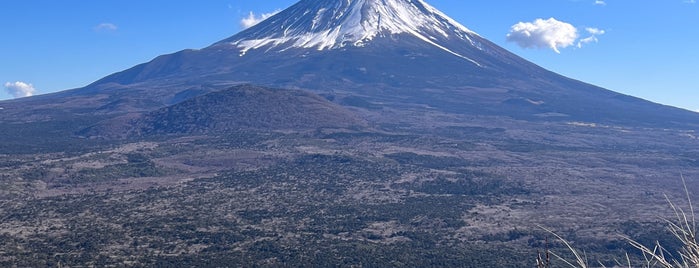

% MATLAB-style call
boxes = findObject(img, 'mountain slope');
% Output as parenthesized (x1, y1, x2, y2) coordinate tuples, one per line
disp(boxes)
(92, 0, 538, 86)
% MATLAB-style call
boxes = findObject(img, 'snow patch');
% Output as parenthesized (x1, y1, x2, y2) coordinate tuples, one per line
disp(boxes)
(230, 0, 482, 66)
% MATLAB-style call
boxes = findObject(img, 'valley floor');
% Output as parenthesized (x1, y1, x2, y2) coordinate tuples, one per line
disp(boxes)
(0, 116, 698, 266)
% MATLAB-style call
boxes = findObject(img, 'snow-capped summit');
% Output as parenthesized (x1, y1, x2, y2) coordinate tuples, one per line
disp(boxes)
(218, 0, 482, 64)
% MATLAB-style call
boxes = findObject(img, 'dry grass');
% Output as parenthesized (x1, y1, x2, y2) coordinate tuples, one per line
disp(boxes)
(541, 176, 699, 268)
(538, 225, 591, 268)
(624, 176, 699, 268)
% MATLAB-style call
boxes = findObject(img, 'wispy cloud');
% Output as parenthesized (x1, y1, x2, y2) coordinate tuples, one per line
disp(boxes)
(577, 27, 606, 48)
(585, 27, 605, 35)
(685, 0, 696, 4)
(94, 23, 118, 32)
(240, 10, 280, 29)
(594, 0, 607, 6)
(506, 18, 579, 53)
(4, 81, 36, 98)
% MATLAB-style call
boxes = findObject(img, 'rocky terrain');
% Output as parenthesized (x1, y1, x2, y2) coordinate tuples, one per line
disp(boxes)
(1, 100, 697, 266)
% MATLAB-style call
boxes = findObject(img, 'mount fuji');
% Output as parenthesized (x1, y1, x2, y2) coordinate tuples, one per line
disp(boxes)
(2, 0, 698, 129)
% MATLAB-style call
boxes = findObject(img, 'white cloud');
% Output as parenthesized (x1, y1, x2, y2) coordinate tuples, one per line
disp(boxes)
(240, 10, 280, 29)
(94, 23, 118, 32)
(594, 0, 607, 5)
(506, 18, 578, 53)
(577, 27, 606, 48)
(4, 81, 36, 98)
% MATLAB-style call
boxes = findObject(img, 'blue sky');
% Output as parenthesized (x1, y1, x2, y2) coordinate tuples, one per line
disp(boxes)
(1, 0, 697, 112)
